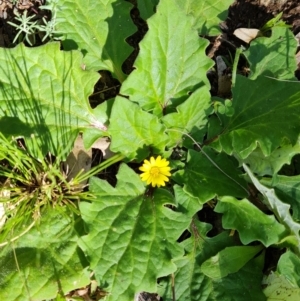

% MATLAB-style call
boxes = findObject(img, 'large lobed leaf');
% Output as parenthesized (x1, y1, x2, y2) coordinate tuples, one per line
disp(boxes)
(79, 164, 190, 301)
(137, 0, 233, 35)
(121, 0, 214, 116)
(215, 196, 286, 246)
(173, 185, 203, 219)
(215, 75, 300, 159)
(237, 137, 300, 176)
(0, 209, 89, 301)
(55, 0, 136, 81)
(213, 26, 300, 159)
(0, 42, 105, 159)
(261, 175, 300, 222)
(108, 96, 168, 160)
(201, 245, 263, 279)
(159, 219, 266, 301)
(244, 164, 300, 254)
(162, 85, 213, 147)
(173, 148, 248, 203)
(209, 253, 266, 301)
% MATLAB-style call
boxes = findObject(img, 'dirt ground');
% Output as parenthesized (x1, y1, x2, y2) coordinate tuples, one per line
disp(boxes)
(229, 0, 300, 34)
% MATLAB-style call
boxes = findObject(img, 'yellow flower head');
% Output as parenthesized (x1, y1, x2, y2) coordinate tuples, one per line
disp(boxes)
(139, 156, 171, 187)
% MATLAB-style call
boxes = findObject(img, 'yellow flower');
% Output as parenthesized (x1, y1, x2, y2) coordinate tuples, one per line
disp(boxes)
(139, 156, 171, 187)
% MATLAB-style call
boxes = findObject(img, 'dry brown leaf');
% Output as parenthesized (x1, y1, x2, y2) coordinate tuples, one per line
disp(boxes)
(233, 28, 260, 44)
(63, 135, 92, 184)
(63, 136, 113, 184)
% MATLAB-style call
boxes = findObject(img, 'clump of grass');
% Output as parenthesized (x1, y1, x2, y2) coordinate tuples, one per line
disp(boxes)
(0, 133, 124, 245)
(0, 133, 81, 244)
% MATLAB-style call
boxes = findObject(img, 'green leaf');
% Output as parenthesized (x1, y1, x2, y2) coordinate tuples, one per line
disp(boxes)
(244, 164, 300, 254)
(201, 245, 263, 279)
(56, 0, 136, 81)
(174, 185, 202, 218)
(159, 220, 266, 301)
(261, 175, 300, 221)
(120, 0, 213, 116)
(244, 27, 297, 80)
(0, 209, 89, 301)
(79, 164, 189, 301)
(108, 96, 168, 160)
(173, 148, 248, 203)
(278, 250, 300, 287)
(207, 113, 224, 142)
(215, 76, 300, 158)
(158, 219, 235, 301)
(162, 85, 212, 147)
(211, 253, 266, 301)
(237, 138, 300, 176)
(0, 42, 104, 159)
(263, 272, 300, 301)
(137, 0, 159, 20)
(177, 0, 234, 36)
(215, 196, 286, 246)
(260, 12, 288, 32)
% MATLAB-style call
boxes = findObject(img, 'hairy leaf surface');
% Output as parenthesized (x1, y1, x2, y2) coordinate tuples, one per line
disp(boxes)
(0, 210, 89, 301)
(79, 164, 189, 301)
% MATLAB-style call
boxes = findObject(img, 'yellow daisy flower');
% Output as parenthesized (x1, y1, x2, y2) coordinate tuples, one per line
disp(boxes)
(139, 156, 171, 187)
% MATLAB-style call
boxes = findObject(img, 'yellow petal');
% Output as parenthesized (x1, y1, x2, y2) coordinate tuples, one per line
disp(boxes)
(139, 156, 171, 187)
(159, 158, 169, 167)
(140, 173, 149, 181)
(147, 177, 153, 185)
(159, 175, 169, 182)
(159, 167, 171, 174)
(155, 179, 165, 187)
(143, 159, 151, 167)
(139, 166, 150, 172)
